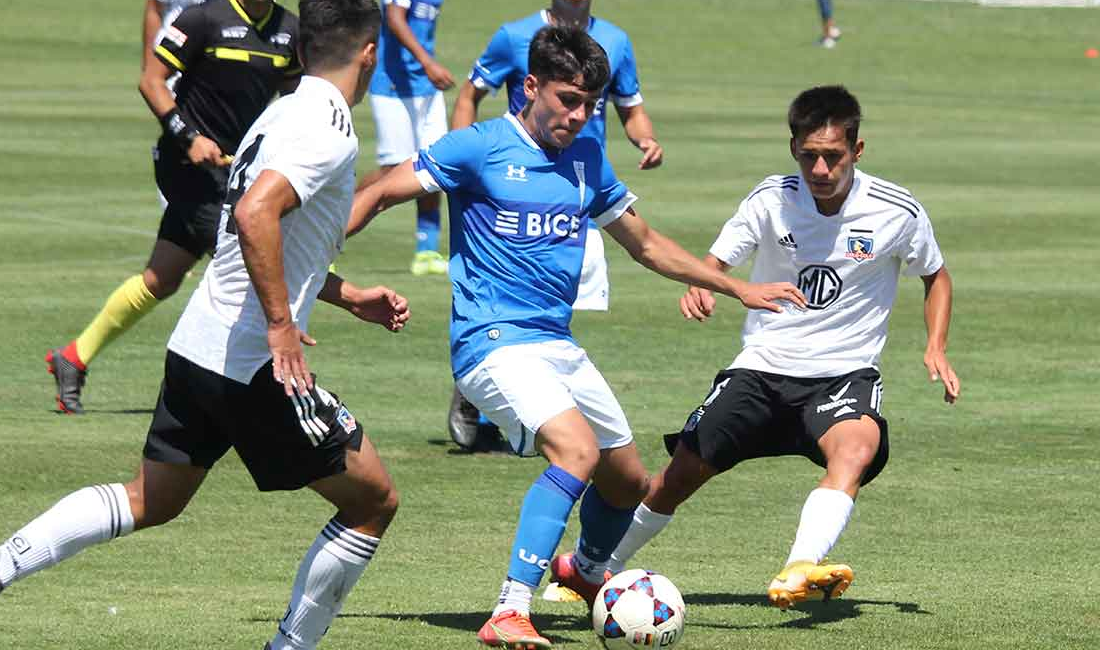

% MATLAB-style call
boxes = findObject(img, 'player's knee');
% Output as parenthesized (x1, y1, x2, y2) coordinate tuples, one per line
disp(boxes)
(142, 268, 183, 300)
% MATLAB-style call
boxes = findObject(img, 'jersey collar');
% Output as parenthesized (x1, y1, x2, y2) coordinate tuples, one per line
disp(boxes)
(504, 112, 545, 152)
(228, 0, 276, 31)
(540, 9, 595, 31)
(298, 75, 351, 115)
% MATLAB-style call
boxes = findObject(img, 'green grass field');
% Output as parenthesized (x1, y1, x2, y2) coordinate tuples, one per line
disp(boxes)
(2, 0, 1099, 647)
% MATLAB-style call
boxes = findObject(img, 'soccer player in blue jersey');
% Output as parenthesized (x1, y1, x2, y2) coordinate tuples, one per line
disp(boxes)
(363, 0, 454, 275)
(447, 0, 662, 451)
(350, 26, 805, 648)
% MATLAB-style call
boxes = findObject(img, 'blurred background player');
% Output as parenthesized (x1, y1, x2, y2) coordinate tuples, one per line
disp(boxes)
(359, 0, 453, 276)
(3, 4, 409, 650)
(348, 26, 804, 647)
(817, 0, 841, 48)
(446, 0, 663, 451)
(46, 0, 301, 413)
(608, 86, 960, 610)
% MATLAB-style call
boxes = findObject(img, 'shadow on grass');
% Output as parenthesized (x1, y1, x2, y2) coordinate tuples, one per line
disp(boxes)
(685, 592, 932, 629)
(321, 611, 585, 644)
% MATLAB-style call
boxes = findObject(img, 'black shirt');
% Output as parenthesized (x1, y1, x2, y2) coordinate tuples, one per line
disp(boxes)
(154, 0, 300, 154)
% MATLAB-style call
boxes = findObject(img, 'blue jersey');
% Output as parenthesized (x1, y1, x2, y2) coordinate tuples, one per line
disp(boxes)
(369, 0, 444, 98)
(414, 114, 637, 378)
(468, 10, 643, 144)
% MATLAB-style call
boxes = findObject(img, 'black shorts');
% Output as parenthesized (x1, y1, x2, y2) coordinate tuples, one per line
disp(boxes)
(153, 137, 229, 258)
(667, 367, 889, 485)
(144, 351, 365, 492)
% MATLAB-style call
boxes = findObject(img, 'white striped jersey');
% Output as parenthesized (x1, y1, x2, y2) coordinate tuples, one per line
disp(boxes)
(168, 76, 359, 383)
(710, 168, 944, 378)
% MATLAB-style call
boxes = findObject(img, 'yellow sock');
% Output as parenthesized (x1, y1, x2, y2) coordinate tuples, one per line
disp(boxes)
(74, 274, 159, 365)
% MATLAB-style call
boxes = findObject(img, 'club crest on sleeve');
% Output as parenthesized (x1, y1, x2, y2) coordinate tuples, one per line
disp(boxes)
(845, 236, 875, 261)
(164, 26, 188, 47)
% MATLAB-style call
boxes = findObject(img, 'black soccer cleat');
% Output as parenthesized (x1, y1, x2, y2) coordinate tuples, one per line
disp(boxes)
(46, 348, 87, 414)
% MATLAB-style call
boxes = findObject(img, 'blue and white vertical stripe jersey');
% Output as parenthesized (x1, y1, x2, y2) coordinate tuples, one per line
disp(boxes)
(468, 10, 643, 144)
(369, 0, 444, 98)
(413, 113, 637, 377)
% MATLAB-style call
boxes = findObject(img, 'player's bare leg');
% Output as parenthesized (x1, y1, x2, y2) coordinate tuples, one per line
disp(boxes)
(769, 416, 880, 608)
(47, 239, 198, 413)
(608, 441, 719, 573)
(0, 459, 206, 591)
(269, 436, 399, 650)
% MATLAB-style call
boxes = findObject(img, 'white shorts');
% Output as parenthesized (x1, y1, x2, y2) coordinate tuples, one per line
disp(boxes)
(456, 340, 633, 457)
(370, 92, 448, 166)
(573, 227, 609, 311)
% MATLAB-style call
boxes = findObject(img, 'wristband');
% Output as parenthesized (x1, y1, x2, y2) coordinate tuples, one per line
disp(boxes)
(160, 108, 201, 149)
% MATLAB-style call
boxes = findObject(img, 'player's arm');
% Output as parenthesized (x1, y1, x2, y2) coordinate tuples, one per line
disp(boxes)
(385, 4, 453, 90)
(141, 0, 166, 72)
(451, 81, 490, 129)
(347, 158, 432, 236)
(678, 255, 728, 321)
(317, 274, 410, 332)
(921, 265, 959, 404)
(615, 103, 662, 170)
(234, 170, 316, 396)
(604, 207, 806, 313)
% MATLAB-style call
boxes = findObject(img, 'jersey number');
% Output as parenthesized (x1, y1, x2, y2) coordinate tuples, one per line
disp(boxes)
(223, 134, 266, 234)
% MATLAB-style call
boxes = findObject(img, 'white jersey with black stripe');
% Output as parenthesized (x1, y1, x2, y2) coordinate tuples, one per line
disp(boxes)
(168, 76, 359, 384)
(709, 168, 944, 378)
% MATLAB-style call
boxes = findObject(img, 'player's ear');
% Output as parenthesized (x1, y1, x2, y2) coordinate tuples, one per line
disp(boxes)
(789, 137, 798, 161)
(523, 74, 539, 104)
(360, 41, 377, 71)
(853, 138, 864, 162)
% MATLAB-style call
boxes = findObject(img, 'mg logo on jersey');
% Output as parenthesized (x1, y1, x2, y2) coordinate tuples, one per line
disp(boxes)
(518, 548, 550, 570)
(798, 265, 842, 310)
(505, 164, 527, 181)
(846, 236, 875, 262)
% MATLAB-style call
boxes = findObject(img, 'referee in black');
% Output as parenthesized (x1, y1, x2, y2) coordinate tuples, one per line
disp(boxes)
(46, 0, 302, 413)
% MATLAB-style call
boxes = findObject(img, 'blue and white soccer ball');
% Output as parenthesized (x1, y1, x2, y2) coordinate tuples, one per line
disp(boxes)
(592, 569, 686, 649)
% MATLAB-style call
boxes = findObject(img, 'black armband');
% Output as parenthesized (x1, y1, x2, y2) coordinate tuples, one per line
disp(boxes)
(160, 108, 201, 149)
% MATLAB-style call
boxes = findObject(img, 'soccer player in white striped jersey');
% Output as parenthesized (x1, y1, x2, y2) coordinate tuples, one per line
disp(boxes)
(608, 86, 961, 610)
(4, 4, 407, 649)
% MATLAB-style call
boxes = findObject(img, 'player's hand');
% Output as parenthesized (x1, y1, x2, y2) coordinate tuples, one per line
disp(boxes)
(268, 321, 316, 397)
(924, 348, 960, 404)
(187, 135, 229, 168)
(425, 60, 455, 91)
(637, 138, 663, 170)
(737, 282, 807, 313)
(347, 286, 410, 332)
(680, 286, 717, 321)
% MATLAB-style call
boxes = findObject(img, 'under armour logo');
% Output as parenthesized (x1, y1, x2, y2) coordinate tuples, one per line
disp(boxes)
(506, 164, 527, 181)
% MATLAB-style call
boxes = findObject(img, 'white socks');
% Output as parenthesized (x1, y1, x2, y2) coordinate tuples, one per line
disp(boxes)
(0, 484, 134, 588)
(269, 518, 378, 650)
(493, 579, 534, 617)
(608, 503, 673, 574)
(785, 488, 854, 566)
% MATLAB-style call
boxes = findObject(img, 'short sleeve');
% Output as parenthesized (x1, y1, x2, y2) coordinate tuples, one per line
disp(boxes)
(469, 27, 513, 92)
(263, 130, 355, 208)
(154, 4, 206, 73)
(901, 209, 944, 277)
(590, 146, 636, 228)
(609, 37, 643, 107)
(413, 125, 488, 193)
(709, 199, 762, 267)
(383, 0, 413, 7)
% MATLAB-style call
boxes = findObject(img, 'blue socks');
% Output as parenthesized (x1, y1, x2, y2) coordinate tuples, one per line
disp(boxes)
(415, 209, 441, 252)
(576, 483, 636, 573)
(817, 0, 833, 20)
(507, 466, 586, 587)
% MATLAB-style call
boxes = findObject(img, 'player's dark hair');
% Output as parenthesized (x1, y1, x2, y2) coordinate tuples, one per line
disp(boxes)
(788, 85, 862, 148)
(299, 0, 381, 73)
(528, 26, 610, 93)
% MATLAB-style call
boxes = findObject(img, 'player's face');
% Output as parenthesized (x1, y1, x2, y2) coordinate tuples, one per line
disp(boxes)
(791, 124, 864, 214)
(550, 0, 593, 28)
(523, 75, 600, 149)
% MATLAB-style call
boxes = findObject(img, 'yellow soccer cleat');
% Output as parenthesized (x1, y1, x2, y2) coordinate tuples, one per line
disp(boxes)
(410, 250, 448, 276)
(767, 560, 853, 609)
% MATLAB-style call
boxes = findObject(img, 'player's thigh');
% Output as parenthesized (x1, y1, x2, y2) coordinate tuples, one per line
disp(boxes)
(535, 407, 601, 479)
(672, 369, 788, 473)
(573, 228, 609, 311)
(413, 91, 448, 150)
(370, 94, 418, 166)
(456, 341, 580, 458)
(799, 368, 889, 485)
(226, 364, 368, 493)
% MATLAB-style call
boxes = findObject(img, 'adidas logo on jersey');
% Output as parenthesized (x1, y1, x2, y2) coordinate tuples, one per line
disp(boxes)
(778, 233, 798, 250)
